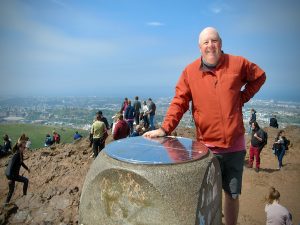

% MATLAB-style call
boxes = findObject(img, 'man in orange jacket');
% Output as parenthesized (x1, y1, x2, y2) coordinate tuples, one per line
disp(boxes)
(144, 27, 266, 225)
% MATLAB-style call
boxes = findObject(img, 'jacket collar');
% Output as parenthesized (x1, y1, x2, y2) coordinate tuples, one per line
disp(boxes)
(199, 52, 225, 72)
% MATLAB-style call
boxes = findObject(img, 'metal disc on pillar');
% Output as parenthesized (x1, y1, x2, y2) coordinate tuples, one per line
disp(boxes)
(79, 136, 222, 225)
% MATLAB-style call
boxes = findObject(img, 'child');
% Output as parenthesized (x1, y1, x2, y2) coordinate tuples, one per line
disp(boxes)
(265, 187, 292, 225)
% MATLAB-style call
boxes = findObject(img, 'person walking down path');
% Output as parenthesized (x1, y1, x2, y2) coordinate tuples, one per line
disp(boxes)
(143, 27, 266, 225)
(265, 187, 293, 225)
(248, 121, 266, 172)
(5, 141, 30, 204)
(273, 130, 290, 170)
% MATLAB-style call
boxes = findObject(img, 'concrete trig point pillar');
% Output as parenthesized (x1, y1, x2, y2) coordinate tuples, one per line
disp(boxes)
(79, 136, 222, 225)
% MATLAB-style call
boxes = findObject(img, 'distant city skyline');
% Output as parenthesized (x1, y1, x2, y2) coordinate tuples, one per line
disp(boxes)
(0, 0, 300, 101)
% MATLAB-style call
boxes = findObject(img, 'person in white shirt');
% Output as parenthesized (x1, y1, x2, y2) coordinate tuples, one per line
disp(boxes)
(265, 187, 292, 225)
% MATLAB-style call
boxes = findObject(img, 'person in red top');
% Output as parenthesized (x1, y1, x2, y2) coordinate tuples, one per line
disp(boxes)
(144, 27, 266, 225)
(113, 114, 130, 140)
(52, 131, 60, 144)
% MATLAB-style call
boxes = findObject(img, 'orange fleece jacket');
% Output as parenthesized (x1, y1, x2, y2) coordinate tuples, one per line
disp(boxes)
(162, 54, 266, 149)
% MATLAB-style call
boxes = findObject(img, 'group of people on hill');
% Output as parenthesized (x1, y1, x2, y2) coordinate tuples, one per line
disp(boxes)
(44, 131, 61, 147)
(119, 96, 156, 132)
(113, 96, 156, 139)
(88, 97, 156, 159)
(248, 108, 290, 172)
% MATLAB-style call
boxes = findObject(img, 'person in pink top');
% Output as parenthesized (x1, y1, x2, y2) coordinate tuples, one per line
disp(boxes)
(265, 187, 292, 225)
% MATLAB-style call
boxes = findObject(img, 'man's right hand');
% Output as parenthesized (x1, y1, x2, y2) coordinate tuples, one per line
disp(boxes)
(143, 128, 166, 138)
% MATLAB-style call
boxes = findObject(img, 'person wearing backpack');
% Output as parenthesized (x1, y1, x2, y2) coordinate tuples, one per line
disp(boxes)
(274, 130, 289, 170)
(248, 121, 266, 172)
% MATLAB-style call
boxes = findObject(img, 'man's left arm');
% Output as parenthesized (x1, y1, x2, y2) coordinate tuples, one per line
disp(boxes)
(241, 60, 266, 104)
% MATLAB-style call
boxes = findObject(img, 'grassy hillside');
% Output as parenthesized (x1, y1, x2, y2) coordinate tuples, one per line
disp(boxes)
(0, 124, 89, 149)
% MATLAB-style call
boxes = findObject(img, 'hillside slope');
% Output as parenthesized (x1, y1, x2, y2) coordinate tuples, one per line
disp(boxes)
(0, 126, 299, 225)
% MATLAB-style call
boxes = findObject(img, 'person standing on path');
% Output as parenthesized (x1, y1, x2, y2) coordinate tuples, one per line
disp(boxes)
(143, 27, 266, 225)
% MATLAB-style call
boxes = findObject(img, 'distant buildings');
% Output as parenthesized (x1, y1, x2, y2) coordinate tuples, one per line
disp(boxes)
(0, 97, 299, 129)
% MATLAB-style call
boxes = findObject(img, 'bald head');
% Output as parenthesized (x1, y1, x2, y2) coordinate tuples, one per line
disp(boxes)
(199, 27, 221, 45)
(198, 27, 222, 66)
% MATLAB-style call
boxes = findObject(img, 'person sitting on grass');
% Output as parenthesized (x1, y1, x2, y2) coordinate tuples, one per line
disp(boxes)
(44, 134, 53, 147)
(73, 131, 83, 141)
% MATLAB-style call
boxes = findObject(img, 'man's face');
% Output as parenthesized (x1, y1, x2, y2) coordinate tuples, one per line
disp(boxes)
(199, 29, 222, 65)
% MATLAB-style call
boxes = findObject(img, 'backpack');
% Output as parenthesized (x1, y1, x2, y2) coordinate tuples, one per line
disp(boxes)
(260, 129, 268, 149)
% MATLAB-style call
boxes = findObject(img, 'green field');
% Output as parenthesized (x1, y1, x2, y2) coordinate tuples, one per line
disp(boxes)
(0, 124, 89, 149)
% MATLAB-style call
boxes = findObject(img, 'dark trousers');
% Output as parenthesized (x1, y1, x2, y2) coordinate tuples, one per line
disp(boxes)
(6, 175, 29, 203)
(277, 146, 286, 168)
(134, 111, 140, 125)
(127, 120, 134, 134)
(93, 138, 105, 158)
(143, 115, 149, 128)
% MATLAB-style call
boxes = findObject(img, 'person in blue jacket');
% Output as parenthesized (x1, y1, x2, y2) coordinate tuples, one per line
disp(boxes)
(73, 131, 83, 140)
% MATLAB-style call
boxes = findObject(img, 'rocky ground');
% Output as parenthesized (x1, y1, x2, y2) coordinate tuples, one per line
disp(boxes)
(0, 126, 299, 225)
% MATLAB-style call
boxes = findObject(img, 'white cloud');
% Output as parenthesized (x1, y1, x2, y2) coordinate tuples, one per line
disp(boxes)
(211, 7, 222, 14)
(51, 0, 68, 8)
(209, 1, 231, 14)
(146, 21, 165, 27)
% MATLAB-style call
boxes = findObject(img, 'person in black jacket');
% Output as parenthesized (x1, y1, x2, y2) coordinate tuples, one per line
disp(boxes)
(3, 134, 12, 153)
(97, 111, 110, 130)
(5, 141, 30, 204)
(248, 121, 265, 172)
(270, 115, 279, 128)
(0, 134, 12, 157)
(274, 130, 289, 170)
(248, 108, 256, 133)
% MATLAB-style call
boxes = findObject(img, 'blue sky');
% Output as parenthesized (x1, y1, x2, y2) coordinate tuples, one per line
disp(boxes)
(0, 0, 300, 101)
